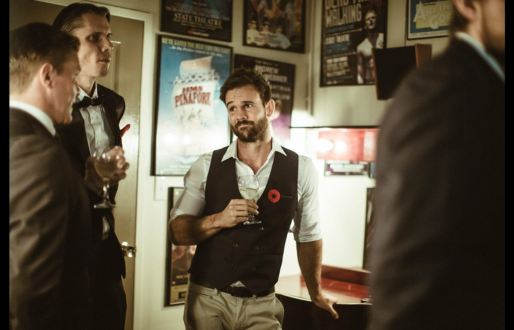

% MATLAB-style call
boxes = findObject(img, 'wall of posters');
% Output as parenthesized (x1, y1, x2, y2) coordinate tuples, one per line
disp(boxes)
(321, 0, 388, 87)
(154, 36, 232, 176)
(407, 0, 451, 40)
(234, 55, 295, 144)
(243, 0, 305, 53)
(161, 0, 233, 42)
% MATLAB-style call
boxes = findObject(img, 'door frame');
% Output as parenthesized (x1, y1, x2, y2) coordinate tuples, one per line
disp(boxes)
(35, 1, 155, 329)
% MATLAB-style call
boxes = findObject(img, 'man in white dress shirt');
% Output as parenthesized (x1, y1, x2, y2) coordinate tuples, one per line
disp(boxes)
(9, 22, 91, 330)
(169, 67, 339, 330)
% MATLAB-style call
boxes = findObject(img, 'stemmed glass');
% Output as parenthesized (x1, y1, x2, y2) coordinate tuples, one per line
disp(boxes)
(237, 175, 261, 225)
(93, 146, 121, 209)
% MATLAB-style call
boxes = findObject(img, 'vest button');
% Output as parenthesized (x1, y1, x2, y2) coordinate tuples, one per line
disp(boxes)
(229, 264, 234, 268)
(259, 227, 264, 230)
(233, 243, 238, 248)
(254, 246, 259, 250)
(251, 267, 256, 271)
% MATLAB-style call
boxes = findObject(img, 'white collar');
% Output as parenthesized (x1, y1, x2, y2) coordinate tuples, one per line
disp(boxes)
(76, 81, 99, 102)
(455, 32, 504, 83)
(222, 137, 287, 162)
(9, 100, 56, 136)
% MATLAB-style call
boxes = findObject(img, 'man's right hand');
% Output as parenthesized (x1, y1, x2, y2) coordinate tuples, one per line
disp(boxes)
(216, 199, 259, 228)
(84, 147, 130, 195)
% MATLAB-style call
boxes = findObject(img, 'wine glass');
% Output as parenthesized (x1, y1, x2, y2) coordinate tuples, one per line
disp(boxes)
(237, 175, 261, 225)
(93, 146, 121, 209)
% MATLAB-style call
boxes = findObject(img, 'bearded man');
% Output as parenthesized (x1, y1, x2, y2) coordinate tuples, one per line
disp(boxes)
(168, 67, 339, 330)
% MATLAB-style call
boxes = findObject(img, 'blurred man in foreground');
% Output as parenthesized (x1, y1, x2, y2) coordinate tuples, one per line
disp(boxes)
(370, 1, 504, 329)
(10, 22, 91, 330)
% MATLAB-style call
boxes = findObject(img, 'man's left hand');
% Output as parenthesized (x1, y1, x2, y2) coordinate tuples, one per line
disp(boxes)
(312, 293, 339, 319)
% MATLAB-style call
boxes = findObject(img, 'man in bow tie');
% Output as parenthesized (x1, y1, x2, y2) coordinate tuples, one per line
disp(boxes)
(52, 3, 129, 330)
(168, 67, 339, 330)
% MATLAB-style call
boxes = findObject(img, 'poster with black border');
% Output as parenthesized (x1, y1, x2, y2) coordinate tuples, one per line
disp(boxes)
(234, 55, 295, 145)
(161, 0, 233, 42)
(407, 0, 451, 40)
(321, 0, 388, 87)
(153, 36, 232, 176)
(243, 0, 305, 53)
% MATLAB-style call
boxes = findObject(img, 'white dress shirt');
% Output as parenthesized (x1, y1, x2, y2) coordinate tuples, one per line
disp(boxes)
(10, 101, 56, 136)
(76, 83, 112, 240)
(76, 83, 114, 156)
(169, 138, 323, 243)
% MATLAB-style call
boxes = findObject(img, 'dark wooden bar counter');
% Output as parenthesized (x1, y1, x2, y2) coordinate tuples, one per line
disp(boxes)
(275, 266, 372, 330)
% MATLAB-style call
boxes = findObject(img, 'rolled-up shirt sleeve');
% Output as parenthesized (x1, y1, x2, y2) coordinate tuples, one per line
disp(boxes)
(169, 152, 212, 221)
(292, 156, 322, 243)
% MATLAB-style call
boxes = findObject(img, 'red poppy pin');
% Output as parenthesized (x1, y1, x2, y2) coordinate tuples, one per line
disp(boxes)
(268, 189, 281, 203)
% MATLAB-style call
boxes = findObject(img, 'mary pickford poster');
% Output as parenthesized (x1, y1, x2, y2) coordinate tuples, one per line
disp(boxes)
(154, 36, 232, 175)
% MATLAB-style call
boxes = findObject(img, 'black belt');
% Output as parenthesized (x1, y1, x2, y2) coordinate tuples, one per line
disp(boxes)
(189, 274, 274, 298)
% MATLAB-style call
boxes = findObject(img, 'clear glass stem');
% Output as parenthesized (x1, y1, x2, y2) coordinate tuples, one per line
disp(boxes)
(102, 179, 110, 203)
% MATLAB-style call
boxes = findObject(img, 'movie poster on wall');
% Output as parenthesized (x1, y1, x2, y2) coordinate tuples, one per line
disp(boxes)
(243, 0, 306, 53)
(161, 0, 233, 42)
(407, 0, 451, 40)
(154, 36, 232, 176)
(234, 55, 295, 144)
(321, 0, 388, 87)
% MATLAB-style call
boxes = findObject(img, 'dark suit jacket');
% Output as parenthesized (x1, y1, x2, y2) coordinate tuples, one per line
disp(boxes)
(55, 84, 126, 292)
(369, 39, 505, 329)
(10, 109, 91, 330)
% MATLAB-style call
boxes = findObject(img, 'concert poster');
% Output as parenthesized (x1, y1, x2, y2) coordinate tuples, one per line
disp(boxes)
(161, 0, 233, 42)
(154, 36, 232, 176)
(234, 55, 295, 144)
(321, 0, 388, 87)
(407, 0, 451, 40)
(243, 0, 306, 53)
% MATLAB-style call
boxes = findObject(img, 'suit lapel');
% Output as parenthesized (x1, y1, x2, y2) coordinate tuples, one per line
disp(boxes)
(98, 86, 122, 146)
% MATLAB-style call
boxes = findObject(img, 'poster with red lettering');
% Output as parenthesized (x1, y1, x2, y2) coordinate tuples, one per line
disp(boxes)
(154, 36, 232, 175)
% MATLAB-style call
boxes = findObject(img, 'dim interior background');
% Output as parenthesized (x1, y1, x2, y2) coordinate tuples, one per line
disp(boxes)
(9, 1, 450, 329)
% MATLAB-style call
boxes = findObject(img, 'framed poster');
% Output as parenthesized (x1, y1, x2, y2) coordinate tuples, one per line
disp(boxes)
(234, 55, 295, 144)
(161, 0, 233, 42)
(407, 0, 451, 40)
(362, 187, 375, 271)
(243, 0, 305, 53)
(321, 0, 388, 87)
(153, 36, 232, 176)
(165, 187, 196, 305)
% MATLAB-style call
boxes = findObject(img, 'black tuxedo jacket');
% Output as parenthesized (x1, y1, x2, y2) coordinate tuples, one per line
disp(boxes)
(55, 84, 126, 291)
(10, 109, 91, 330)
(370, 39, 505, 329)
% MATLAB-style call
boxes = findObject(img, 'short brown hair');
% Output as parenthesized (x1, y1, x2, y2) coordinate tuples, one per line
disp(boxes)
(9, 22, 79, 95)
(220, 67, 272, 107)
(53, 2, 110, 33)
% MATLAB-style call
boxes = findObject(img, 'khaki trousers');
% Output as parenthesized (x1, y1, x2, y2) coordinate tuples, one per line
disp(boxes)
(184, 281, 284, 330)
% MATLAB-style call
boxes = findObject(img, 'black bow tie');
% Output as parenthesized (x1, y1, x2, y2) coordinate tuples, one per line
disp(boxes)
(74, 94, 105, 109)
